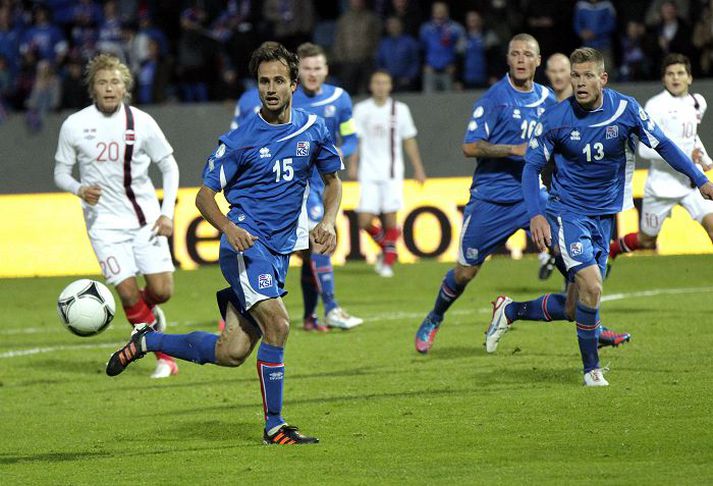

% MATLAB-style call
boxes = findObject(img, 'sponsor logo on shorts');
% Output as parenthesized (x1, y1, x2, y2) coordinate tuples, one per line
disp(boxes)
(296, 141, 310, 157)
(258, 273, 273, 289)
(569, 242, 583, 256)
(606, 125, 619, 139)
(466, 247, 479, 260)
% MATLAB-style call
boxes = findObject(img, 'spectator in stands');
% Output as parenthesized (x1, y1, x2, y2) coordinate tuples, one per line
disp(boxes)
(693, 0, 713, 76)
(69, 5, 98, 62)
(177, 3, 211, 102)
(419, 2, 464, 93)
(650, 1, 696, 63)
(263, 0, 315, 51)
(133, 11, 169, 68)
(97, 1, 125, 61)
(618, 20, 653, 81)
(60, 57, 90, 109)
(462, 10, 499, 89)
(390, 0, 422, 38)
(0, 5, 20, 75)
(522, 0, 567, 61)
(375, 16, 420, 92)
(0, 54, 11, 122)
(332, 0, 381, 95)
(19, 6, 67, 65)
(644, 0, 690, 26)
(25, 59, 60, 132)
(573, 0, 617, 76)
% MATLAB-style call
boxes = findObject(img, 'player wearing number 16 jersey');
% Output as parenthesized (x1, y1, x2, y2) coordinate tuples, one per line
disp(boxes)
(54, 54, 179, 379)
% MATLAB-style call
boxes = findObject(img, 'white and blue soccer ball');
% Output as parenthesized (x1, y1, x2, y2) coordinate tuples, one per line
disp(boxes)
(57, 279, 116, 337)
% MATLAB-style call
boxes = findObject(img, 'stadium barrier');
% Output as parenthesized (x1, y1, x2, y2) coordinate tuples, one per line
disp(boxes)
(2, 173, 712, 278)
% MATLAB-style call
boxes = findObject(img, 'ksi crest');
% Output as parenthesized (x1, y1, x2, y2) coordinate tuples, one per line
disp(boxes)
(296, 141, 310, 157)
(605, 125, 619, 140)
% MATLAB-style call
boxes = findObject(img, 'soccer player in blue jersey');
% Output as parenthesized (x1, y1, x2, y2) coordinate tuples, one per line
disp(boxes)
(292, 42, 363, 332)
(414, 34, 630, 355)
(106, 43, 344, 444)
(492, 47, 713, 386)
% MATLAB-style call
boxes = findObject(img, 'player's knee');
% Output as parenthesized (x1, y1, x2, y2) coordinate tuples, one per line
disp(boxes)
(117, 290, 140, 308)
(151, 285, 173, 304)
(215, 346, 248, 367)
(262, 318, 290, 344)
(454, 265, 478, 285)
(579, 283, 602, 306)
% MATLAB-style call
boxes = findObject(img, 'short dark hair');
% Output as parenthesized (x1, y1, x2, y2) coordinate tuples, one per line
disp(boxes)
(249, 43, 299, 82)
(661, 53, 691, 76)
(370, 68, 392, 80)
(570, 47, 605, 72)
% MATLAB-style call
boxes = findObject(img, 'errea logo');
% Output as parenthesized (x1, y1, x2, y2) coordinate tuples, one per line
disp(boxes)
(259, 147, 271, 159)
(570, 130, 581, 141)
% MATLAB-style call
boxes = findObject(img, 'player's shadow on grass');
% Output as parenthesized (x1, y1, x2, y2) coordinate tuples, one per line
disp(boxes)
(0, 451, 110, 465)
(161, 419, 257, 443)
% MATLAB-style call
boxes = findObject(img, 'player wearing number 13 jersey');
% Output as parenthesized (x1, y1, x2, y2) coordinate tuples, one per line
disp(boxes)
(54, 54, 179, 378)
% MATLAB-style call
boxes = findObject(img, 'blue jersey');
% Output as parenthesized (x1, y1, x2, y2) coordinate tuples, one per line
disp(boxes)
(230, 88, 261, 129)
(524, 88, 708, 216)
(464, 75, 556, 203)
(293, 84, 357, 194)
(203, 108, 343, 254)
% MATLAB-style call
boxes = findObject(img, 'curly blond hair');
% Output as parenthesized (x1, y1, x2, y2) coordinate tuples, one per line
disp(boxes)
(85, 53, 133, 102)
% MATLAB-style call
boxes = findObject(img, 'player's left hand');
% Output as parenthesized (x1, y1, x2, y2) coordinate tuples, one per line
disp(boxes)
(414, 167, 427, 185)
(698, 181, 713, 201)
(310, 221, 337, 255)
(693, 149, 713, 171)
(530, 215, 551, 253)
(152, 215, 174, 238)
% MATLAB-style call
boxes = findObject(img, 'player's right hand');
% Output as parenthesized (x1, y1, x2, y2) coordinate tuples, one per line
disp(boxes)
(78, 185, 102, 205)
(530, 215, 552, 253)
(510, 143, 527, 157)
(223, 222, 258, 251)
(699, 181, 713, 201)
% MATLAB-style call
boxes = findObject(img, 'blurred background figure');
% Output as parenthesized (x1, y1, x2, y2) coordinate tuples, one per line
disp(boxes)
(462, 10, 499, 89)
(573, 0, 616, 77)
(332, 0, 381, 95)
(375, 16, 420, 92)
(693, 0, 713, 77)
(263, 0, 314, 51)
(25, 59, 60, 132)
(419, 1, 464, 93)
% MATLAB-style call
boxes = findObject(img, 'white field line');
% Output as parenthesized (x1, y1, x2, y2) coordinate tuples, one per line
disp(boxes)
(1, 286, 711, 359)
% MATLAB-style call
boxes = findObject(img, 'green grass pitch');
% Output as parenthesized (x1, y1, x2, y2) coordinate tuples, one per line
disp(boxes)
(1, 255, 712, 484)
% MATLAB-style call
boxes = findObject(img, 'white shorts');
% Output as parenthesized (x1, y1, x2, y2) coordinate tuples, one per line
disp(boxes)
(88, 224, 175, 286)
(640, 189, 713, 237)
(357, 179, 403, 215)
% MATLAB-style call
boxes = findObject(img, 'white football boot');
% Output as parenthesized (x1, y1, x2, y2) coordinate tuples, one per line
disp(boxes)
(583, 368, 609, 387)
(377, 264, 394, 278)
(325, 307, 363, 330)
(484, 295, 513, 353)
(151, 358, 179, 379)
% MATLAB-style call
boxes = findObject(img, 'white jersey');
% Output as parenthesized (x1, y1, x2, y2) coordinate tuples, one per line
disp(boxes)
(353, 97, 417, 182)
(55, 103, 174, 230)
(638, 90, 709, 199)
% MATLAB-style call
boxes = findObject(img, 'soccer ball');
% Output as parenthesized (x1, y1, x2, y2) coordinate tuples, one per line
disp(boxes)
(57, 279, 116, 337)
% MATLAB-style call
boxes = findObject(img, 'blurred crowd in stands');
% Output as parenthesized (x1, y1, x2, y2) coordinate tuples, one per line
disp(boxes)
(2, 0, 713, 130)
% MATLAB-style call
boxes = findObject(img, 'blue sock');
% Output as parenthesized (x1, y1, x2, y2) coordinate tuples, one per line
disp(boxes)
(575, 302, 601, 373)
(311, 253, 338, 314)
(257, 342, 286, 433)
(432, 269, 467, 321)
(504, 293, 568, 323)
(144, 331, 217, 364)
(301, 259, 319, 319)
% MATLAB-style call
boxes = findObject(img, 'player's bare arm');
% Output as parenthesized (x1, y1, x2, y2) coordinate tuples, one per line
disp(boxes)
(195, 185, 257, 251)
(462, 140, 527, 158)
(404, 137, 426, 184)
(311, 171, 341, 255)
(347, 151, 359, 180)
(78, 184, 102, 205)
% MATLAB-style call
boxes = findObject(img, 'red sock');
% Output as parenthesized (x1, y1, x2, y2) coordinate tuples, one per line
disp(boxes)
(609, 232, 640, 258)
(365, 223, 385, 248)
(383, 228, 401, 266)
(124, 299, 155, 326)
(140, 288, 159, 309)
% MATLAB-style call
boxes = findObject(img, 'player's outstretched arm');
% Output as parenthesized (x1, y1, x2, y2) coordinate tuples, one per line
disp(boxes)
(404, 137, 426, 184)
(195, 185, 257, 251)
(312, 172, 342, 255)
(654, 137, 710, 189)
(462, 140, 526, 159)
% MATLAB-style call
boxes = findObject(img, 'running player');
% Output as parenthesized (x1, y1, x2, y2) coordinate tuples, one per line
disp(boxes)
(54, 53, 179, 379)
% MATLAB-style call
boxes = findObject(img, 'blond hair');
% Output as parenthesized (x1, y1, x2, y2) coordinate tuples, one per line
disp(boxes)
(85, 53, 133, 102)
(570, 47, 605, 73)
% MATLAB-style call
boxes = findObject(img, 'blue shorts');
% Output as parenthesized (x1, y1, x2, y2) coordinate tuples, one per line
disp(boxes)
(458, 198, 530, 266)
(547, 210, 613, 281)
(306, 188, 324, 231)
(219, 237, 290, 311)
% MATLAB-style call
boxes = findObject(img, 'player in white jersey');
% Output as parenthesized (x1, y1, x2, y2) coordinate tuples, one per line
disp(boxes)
(609, 53, 713, 262)
(54, 54, 180, 378)
(349, 69, 426, 277)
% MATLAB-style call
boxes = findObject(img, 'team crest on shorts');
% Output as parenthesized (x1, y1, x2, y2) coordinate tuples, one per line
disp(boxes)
(569, 242, 583, 256)
(258, 273, 273, 289)
(466, 247, 479, 260)
(296, 141, 310, 156)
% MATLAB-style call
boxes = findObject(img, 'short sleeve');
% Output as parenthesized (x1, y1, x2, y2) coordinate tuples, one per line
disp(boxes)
(463, 96, 499, 144)
(399, 103, 418, 139)
(315, 122, 344, 174)
(629, 99, 668, 150)
(144, 114, 173, 161)
(54, 118, 77, 165)
(202, 143, 240, 192)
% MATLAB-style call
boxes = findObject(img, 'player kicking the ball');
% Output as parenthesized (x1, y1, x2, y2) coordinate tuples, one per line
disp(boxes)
(54, 54, 179, 378)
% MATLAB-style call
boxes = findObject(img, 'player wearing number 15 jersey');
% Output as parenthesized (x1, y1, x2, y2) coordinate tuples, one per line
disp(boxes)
(54, 54, 179, 379)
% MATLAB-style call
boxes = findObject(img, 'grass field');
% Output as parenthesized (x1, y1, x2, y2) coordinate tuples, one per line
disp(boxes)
(1, 254, 713, 484)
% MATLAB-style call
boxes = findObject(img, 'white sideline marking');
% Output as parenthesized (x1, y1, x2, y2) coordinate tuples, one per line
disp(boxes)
(1, 286, 711, 359)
